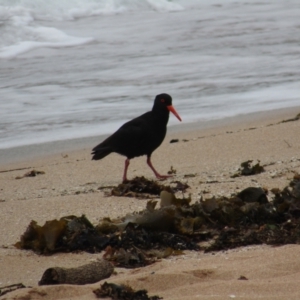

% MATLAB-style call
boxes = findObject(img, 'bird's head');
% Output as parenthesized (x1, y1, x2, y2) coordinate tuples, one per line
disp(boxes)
(154, 93, 182, 122)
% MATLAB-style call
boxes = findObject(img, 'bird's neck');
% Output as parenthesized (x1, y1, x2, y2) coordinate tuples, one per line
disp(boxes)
(152, 107, 170, 126)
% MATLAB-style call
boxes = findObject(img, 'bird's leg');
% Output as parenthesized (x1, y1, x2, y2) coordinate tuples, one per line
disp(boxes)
(123, 159, 130, 182)
(146, 156, 172, 179)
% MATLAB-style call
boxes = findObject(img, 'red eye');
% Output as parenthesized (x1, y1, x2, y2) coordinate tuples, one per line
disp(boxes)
(161, 99, 165, 103)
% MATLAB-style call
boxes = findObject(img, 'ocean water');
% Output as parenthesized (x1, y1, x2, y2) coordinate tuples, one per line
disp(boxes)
(0, 0, 300, 149)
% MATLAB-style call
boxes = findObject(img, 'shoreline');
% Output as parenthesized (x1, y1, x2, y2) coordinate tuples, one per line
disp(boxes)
(1, 105, 299, 168)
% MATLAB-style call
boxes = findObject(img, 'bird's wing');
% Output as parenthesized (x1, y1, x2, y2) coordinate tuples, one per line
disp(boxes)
(106, 113, 153, 155)
(92, 111, 155, 159)
(111, 114, 151, 144)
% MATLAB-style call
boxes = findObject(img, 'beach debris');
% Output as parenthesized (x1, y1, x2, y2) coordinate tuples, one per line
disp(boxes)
(101, 230, 186, 268)
(278, 113, 300, 124)
(160, 190, 191, 207)
(103, 245, 156, 268)
(39, 259, 113, 285)
(267, 112, 300, 127)
(167, 166, 177, 175)
(170, 138, 179, 143)
(271, 173, 300, 214)
(15, 174, 300, 256)
(171, 180, 190, 192)
(103, 246, 151, 268)
(14, 215, 107, 254)
(184, 173, 196, 178)
(109, 176, 189, 199)
(237, 187, 268, 204)
(110, 176, 167, 198)
(93, 281, 162, 300)
(15, 208, 198, 264)
(238, 275, 248, 280)
(0, 283, 27, 297)
(231, 160, 265, 177)
(15, 169, 45, 179)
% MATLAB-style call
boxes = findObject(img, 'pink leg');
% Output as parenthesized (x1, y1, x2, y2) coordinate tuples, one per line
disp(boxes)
(146, 157, 172, 180)
(123, 159, 130, 182)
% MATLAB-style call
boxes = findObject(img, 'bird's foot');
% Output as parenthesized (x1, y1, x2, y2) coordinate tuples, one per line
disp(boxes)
(155, 174, 173, 180)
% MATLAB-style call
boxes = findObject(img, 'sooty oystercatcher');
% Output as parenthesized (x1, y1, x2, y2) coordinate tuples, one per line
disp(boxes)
(91, 93, 181, 182)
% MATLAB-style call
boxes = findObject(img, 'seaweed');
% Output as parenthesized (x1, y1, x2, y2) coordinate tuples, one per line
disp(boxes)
(231, 160, 265, 177)
(278, 113, 300, 124)
(169, 139, 179, 143)
(110, 176, 166, 198)
(109, 176, 189, 199)
(167, 166, 177, 175)
(15, 215, 110, 254)
(93, 282, 162, 300)
(15, 174, 300, 258)
(15, 169, 45, 179)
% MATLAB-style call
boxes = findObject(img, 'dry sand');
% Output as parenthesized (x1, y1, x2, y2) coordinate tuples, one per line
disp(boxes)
(1, 107, 300, 299)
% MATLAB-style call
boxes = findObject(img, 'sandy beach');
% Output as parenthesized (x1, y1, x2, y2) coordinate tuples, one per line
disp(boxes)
(1, 107, 300, 300)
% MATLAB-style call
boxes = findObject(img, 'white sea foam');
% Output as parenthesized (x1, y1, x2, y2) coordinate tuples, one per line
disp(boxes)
(0, 0, 183, 58)
(0, 30, 94, 59)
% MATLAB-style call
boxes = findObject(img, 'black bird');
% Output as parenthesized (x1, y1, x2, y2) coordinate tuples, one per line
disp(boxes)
(91, 93, 181, 182)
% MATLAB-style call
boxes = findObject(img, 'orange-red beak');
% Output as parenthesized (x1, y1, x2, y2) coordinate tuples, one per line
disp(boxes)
(167, 105, 182, 122)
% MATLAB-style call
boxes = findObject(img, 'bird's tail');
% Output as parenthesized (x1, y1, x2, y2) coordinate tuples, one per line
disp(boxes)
(91, 146, 112, 160)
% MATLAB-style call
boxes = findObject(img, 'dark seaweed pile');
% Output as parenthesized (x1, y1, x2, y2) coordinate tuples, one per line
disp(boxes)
(15, 169, 45, 179)
(108, 176, 189, 198)
(231, 160, 265, 177)
(15, 174, 300, 267)
(93, 282, 162, 300)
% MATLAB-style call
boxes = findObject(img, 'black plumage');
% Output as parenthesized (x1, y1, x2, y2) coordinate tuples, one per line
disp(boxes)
(92, 93, 181, 182)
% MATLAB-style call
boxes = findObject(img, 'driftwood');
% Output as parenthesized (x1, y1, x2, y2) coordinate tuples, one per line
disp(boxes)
(39, 259, 114, 285)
